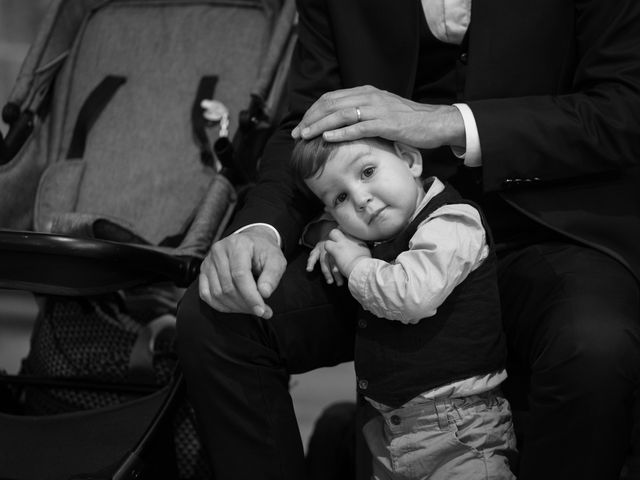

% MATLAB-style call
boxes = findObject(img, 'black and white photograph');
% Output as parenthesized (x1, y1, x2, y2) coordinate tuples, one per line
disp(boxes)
(0, 1, 638, 479)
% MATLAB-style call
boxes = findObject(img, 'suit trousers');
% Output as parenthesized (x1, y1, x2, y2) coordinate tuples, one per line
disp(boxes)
(497, 242, 640, 480)
(176, 241, 640, 480)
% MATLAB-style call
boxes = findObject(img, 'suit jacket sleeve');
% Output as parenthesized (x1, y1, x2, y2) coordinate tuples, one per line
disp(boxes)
(467, 0, 640, 192)
(226, 0, 340, 256)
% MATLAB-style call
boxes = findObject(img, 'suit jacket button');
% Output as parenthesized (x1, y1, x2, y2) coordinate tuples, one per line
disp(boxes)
(390, 415, 401, 425)
(358, 318, 367, 328)
(358, 379, 368, 390)
(459, 52, 468, 64)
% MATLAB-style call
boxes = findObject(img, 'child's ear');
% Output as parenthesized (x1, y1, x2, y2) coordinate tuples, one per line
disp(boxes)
(394, 142, 423, 178)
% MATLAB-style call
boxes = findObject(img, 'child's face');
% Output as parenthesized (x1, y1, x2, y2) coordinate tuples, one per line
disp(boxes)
(305, 140, 423, 241)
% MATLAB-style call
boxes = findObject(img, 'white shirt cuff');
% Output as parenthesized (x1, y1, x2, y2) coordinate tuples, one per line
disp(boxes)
(451, 103, 482, 167)
(233, 223, 282, 248)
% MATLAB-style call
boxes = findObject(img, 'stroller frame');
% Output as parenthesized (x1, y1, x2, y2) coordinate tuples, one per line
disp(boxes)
(0, 0, 297, 478)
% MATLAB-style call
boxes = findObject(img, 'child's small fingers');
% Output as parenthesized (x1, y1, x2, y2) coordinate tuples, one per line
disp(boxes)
(319, 257, 334, 284)
(306, 249, 320, 271)
(332, 267, 344, 286)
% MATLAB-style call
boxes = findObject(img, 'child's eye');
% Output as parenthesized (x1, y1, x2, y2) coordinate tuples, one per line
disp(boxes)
(334, 192, 347, 206)
(362, 166, 375, 178)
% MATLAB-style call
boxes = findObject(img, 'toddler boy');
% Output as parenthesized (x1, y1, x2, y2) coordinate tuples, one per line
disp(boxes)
(291, 136, 517, 480)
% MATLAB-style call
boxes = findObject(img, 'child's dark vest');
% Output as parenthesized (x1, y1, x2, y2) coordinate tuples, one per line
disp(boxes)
(354, 182, 506, 408)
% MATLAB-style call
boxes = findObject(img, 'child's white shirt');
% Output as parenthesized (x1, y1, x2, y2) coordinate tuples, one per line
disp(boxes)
(348, 177, 488, 324)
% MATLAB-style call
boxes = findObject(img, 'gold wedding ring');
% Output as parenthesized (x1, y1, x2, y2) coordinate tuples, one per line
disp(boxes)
(355, 106, 362, 122)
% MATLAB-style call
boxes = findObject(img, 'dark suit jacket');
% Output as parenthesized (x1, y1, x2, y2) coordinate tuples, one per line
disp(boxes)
(229, 0, 640, 282)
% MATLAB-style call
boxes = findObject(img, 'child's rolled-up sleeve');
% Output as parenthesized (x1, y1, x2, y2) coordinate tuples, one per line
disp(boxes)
(347, 203, 489, 323)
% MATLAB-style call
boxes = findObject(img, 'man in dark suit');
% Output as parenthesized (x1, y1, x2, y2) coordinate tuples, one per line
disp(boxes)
(176, 0, 640, 478)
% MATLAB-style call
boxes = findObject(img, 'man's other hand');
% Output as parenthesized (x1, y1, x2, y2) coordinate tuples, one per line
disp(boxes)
(198, 225, 286, 319)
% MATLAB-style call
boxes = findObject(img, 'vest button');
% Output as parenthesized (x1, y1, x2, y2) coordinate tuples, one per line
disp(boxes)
(358, 318, 367, 328)
(390, 415, 401, 426)
(459, 52, 468, 64)
(358, 379, 368, 390)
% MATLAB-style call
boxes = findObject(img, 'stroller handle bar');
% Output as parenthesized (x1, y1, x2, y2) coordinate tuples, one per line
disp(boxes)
(0, 230, 202, 295)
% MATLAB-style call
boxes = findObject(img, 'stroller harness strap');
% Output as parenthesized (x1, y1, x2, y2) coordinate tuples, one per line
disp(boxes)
(67, 75, 126, 159)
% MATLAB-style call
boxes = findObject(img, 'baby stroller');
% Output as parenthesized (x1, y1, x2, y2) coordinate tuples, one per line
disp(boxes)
(0, 0, 297, 478)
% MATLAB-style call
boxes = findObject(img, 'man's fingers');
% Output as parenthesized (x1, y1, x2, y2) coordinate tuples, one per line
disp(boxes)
(228, 246, 268, 313)
(258, 304, 274, 320)
(198, 233, 285, 318)
(203, 265, 224, 299)
(298, 103, 394, 144)
(209, 240, 266, 314)
(300, 101, 373, 139)
(301, 108, 362, 140)
(199, 272, 233, 312)
(323, 121, 388, 142)
(202, 257, 252, 312)
(200, 255, 237, 310)
(256, 251, 286, 299)
(292, 90, 376, 138)
(198, 272, 213, 305)
(210, 245, 232, 293)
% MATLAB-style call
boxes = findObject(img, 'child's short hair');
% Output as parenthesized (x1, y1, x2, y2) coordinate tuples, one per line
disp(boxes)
(291, 136, 340, 182)
(291, 135, 395, 184)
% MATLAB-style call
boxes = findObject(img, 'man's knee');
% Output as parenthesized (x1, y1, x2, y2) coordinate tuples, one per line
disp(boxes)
(175, 281, 262, 365)
(578, 320, 637, 379)
(533, 306, 640, 392)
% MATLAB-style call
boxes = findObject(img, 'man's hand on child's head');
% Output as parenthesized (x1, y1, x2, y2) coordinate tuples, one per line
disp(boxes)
(307, 240, 345, 286)
(324, 228, 372, 277)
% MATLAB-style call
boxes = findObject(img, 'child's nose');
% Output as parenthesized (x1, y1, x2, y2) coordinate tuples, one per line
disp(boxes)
(354, 191, 372, 210)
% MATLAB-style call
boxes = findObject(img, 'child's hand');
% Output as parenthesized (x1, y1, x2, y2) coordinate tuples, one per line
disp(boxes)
(325, 229, 372, 277)
(307, 241, 345, 286)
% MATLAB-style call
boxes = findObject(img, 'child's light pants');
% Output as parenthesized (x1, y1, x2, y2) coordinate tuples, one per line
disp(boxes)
(363, 389, 517, 479)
